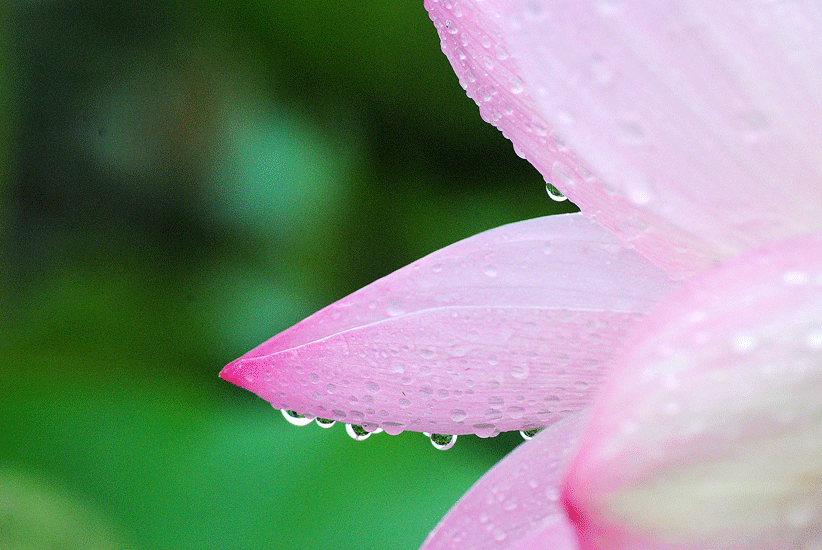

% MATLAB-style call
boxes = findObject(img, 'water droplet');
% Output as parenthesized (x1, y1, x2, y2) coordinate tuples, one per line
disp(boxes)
(493, 528, 507, 542)
(783, 270, 809, 285)
(382, 422, 404, 436)
(473, 423, 497, 438)
(806, 328, 822, 350)
(508, 76, 524, 94)
(385, 298, 407, 317)
(483, 265, 498, 277)
(494, 44, 509, 60)
(281, 409, 313, 427)
(449, 409, 467, 422)
(346, 424, 382, 441)
(316, 417, 336, 428)
(545, 182, 567, 202)
(617, 119, 646, 143)
(444, 19, 458, 34)
(398, 398, 411, 408)
(365, 381, 381, 393)
(520, 428, 542, 440)
(732, 332, 758, 353)
(426, 432, 457, 450)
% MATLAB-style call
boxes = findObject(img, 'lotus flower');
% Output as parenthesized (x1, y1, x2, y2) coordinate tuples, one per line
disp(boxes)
(220, 1, 822, 548)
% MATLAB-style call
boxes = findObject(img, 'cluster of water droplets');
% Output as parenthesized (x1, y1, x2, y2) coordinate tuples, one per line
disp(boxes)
(281, 408, 540, 448)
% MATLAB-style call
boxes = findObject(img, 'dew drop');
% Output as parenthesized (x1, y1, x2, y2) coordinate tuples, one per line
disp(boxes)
(426, 432, 457, 450)
(783, 270, 809, 285)
(494, 44, 509, 60)
(382, 422, 405, 436)
(806, 328, 822, 350)
(473, 423, 498, 438)
(449, 409, 468, 422)
(399, 398, 411, 408)
(545, 182, 567, 202)
(281, 409, 313, 427)
(508, 76, 524, 94)
(732, 332, 758, 353)
(316, 417, 336, 428)
(444, 19, 458, 34)
(483, 265, 498, 277)
(520, 428, 542, 440)
(346, 423, 381, 441)
(385, 298, 407, 317)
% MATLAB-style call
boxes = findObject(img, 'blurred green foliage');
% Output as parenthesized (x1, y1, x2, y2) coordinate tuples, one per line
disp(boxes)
(1, 1, 577, 548)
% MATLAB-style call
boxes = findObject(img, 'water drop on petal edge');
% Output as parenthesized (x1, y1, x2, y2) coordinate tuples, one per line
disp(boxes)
(519, 428, 542, 440)
(545, 182, 567, 202)
(281, 408, 313, 427)
(346, 424, 374, 441)
(424, 432, 457, 450)
(316, 417, 336, 428)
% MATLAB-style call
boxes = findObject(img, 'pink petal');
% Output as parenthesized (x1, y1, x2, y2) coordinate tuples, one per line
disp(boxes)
(420, 410, 585, 550)
(424, 0, 822, 278)
(221, 213, 675, 436)
(563, 232, 822, 550)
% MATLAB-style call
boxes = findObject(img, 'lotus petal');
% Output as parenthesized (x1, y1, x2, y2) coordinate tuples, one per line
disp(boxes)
(420, 410, 585, 550)
(425, 0, 822, 278)
(221, 213, 675, 436)
(563, 232, 822, 549)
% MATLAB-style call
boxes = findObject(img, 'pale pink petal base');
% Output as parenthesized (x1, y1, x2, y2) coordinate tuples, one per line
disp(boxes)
(221, 213, 676, 436)
(564, 232, 822, 550)
(420, 410, 585, 550)
(425, 0, 822, 278)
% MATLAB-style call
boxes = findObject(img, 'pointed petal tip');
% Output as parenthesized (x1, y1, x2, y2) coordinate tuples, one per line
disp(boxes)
(220, 214, 676, 436)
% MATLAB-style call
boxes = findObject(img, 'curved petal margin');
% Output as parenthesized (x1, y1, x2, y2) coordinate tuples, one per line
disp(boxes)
(220, 213, 676, 437)
(563, 232, 822, 550)
(420, 411, 586, 550)
(426, 0, 822, 278)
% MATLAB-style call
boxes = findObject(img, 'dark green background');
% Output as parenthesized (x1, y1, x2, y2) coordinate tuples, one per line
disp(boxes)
(1, 2, 576, 548)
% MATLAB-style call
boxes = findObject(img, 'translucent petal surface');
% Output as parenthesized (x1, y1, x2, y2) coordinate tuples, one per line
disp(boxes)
(220, 213, 676, 436)
(563, 232, 822, 550)
(420, 411, 585, 550)
(425, 0, 822, 278)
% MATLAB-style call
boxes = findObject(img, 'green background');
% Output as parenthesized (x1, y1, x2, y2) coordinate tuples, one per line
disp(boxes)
(1, 1, 576, 548)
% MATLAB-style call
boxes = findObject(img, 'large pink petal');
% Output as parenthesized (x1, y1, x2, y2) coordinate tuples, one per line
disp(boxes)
(563, 232, 822, 550)
(425, 0, 822, 278)
(221, 213, 675, 436)
(420, 410, 585, 550)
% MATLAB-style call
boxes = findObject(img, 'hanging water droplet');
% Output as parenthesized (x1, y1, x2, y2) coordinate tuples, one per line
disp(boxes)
(316, 417, 336, 429)
(520, 428, 542, 440)
(425, 432, 457, 450)
(346, 424, 381, 441)
(545, 182, 567, 202)
(281, 408, 313, 427)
